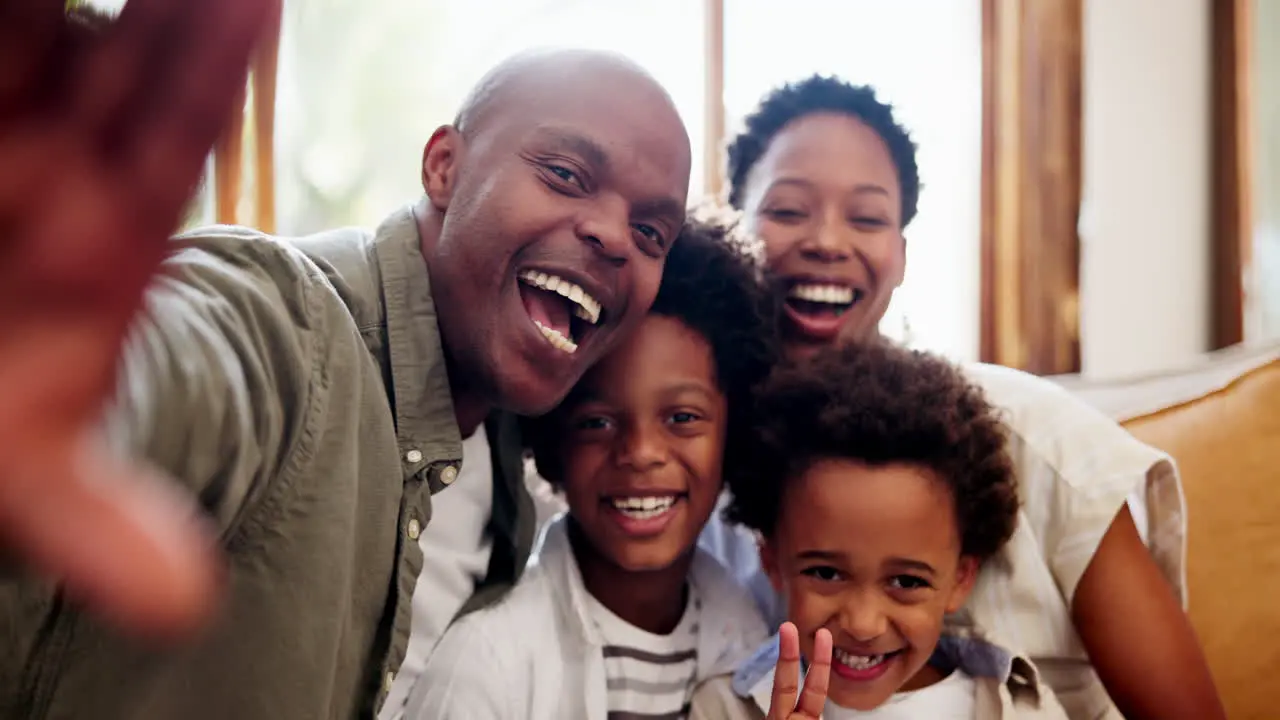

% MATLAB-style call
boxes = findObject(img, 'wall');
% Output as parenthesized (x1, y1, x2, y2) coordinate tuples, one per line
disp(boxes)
(1249, 0, 1280, 341)
(1079, 0, 1212, 379)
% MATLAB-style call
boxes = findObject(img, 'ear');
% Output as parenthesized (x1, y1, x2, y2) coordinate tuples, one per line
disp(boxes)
(422, 125, 465, 212)
(758, 535, 784, 593)
(944, 555, 980, 613)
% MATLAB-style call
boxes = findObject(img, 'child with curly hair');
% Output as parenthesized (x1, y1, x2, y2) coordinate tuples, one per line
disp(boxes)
(691, 342, 1068, 719)
(408, 218, 781, 720)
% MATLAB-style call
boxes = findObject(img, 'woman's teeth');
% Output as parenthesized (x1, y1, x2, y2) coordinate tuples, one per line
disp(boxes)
(787, 283, 855, 305)
(610, 495, 677, 519)
(834, 648, 888, 670)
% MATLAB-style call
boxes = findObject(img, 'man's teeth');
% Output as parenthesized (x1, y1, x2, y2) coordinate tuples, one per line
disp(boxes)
(788, 283, 856, 305)
(611, 495, 678, 519)
(518, 270, 602, 324)
(534, 321, 578, 354)
(834, 648, 888, 670)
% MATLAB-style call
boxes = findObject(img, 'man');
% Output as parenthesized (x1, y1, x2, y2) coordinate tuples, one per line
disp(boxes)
(0, 0, 692, 717)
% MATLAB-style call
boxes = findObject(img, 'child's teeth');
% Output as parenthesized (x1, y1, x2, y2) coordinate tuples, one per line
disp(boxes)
(834, 648, 888, 670)
(534, 321, 578, 354)
(610, 495, 678, 519)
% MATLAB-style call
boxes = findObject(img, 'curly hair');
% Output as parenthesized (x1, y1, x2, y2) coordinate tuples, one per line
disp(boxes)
(725, 75, 921, 229)
(727, 341, 1017, 562)
(525, 217, 782, 488)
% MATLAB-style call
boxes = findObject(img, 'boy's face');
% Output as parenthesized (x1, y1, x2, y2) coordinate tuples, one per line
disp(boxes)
(553, 314, 727, 573)
(760, 459, 977, 711)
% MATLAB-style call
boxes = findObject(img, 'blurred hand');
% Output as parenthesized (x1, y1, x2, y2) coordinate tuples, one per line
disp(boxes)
(0, 0, 278, 638)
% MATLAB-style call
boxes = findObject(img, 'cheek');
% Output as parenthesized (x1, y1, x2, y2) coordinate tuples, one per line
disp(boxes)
(757, 221, 803, 267)
(559, 445, 609, 509)
(677, 438, 725, 506)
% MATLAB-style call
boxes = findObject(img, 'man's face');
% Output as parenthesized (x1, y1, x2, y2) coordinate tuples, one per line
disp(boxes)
(423, 65, 691, 417)
(761, 459, 977, 711)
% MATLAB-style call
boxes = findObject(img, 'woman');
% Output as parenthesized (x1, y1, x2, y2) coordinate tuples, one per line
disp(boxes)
(702, 75, 1224, 720)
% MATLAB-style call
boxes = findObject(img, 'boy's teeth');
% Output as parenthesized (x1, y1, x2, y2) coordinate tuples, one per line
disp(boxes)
(518, 270, 602, 325)
(788, 283, 855, 305)
(610, 495, 678, 519)
(834, 648, 888, 670)
(534, 321, 578, 354)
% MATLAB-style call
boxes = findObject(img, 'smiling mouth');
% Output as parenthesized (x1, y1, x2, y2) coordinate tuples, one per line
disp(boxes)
(785, 282, 864, 319)
(517, 270, 604, 355)
(831, 647, 902, 682)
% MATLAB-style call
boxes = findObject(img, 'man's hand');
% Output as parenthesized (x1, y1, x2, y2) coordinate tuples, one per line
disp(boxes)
(0, 0, 277, 638)
(767, 622, 832, 720)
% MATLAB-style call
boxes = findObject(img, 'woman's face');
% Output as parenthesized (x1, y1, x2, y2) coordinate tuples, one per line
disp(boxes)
(738, 113, 907, 361)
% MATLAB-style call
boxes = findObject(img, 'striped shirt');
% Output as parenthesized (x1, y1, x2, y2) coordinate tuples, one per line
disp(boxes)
(587, 589, 701, 720)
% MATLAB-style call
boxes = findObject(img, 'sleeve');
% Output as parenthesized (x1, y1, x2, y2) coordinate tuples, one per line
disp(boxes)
(100, 234, 329, 535)
(972, 364, 1187, 605)
(404, 614, 517, 720)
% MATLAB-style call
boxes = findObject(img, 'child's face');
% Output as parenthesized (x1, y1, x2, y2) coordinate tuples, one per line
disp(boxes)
(553, 314, 727, 573)
(760, 459, 977, 711)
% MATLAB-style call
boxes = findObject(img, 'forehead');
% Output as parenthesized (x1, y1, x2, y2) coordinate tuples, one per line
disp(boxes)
(779, 459, 959, 554)
(750, 113, 901, 200)
(574, 315, 717, 401)
(492, 74, 691, 200)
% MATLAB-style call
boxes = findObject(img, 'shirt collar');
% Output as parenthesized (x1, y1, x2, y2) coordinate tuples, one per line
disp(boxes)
(371, 206, 462, 473)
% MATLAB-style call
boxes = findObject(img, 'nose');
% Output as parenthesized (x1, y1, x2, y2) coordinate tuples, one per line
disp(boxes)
(798, 211, 854, 264)
(841, 593, 889, 643)
(576, 202, 631, 268)
(614, 419, 669, 472)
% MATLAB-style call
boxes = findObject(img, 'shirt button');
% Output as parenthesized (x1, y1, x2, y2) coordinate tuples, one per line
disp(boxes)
(384, 671, 395, 692)
(440, 464, 458, 485)
(405, 449, 423, 464)
(407, 518, 421, 540)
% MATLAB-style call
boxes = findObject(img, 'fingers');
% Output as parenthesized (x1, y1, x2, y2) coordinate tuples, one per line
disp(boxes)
(767, 622, 803, 719)
(794, 628, 832, 719)
(0, 0, 66, 105)
(0, 433, 221, 638)
(116, 0, 279, 236)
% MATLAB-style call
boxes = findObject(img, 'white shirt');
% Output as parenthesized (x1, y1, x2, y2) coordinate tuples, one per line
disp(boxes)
(587, 587, 701, 717)
(823, 670, 978, 719)
(406, 515, 769, 720)
(380, 430, 495, 720)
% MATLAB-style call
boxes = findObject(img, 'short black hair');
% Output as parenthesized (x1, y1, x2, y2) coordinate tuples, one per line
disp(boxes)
(525, 217, 781, 488)
(725, 75, 921, 228)
(727, 341, 1017, 562)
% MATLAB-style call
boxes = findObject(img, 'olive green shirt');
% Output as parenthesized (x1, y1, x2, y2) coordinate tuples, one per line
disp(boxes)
(0, 207, 535, 719)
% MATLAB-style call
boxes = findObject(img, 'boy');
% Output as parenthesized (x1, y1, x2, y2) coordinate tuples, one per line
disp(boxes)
(691, 342, 1069, 719)
(407, 219, 780, 719)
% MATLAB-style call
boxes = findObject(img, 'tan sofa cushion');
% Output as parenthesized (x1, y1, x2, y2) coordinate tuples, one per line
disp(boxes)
(1060, 345, 1279, 719)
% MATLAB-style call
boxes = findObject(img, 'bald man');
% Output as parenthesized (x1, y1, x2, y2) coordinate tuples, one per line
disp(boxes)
(0, 19, 691, 720)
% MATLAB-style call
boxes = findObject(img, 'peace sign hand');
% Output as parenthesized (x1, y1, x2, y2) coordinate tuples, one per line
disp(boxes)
(767, 622, 832, 720)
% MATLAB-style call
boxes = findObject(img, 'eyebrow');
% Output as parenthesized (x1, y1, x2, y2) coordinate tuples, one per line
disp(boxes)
(531, 127, 611, 174)
(795, 550, 937, 577)
(661, 382, 720, 403)
(766, 177, 891, 197)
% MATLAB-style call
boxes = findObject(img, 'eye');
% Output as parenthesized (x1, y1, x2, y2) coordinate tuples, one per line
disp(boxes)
(668, 411, 700, 424)
(764, 207, 807, 223)
(850, 215, 889, 229)
(888, 575, 931, 591)
(632, 223, 667, 255)
(572, 415, 612, 433)
(543, 163, 586, 192)
(802, 565, 844, 582)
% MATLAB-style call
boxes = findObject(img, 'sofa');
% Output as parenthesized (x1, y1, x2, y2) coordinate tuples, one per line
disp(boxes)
(1056, 342, 1280, 720)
